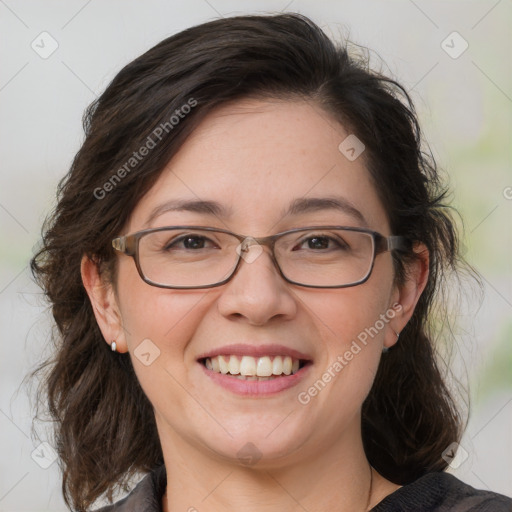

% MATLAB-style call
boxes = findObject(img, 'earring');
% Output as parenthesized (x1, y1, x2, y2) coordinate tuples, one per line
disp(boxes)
(111, 340, 117, 352)
(382, 330, 400, 353)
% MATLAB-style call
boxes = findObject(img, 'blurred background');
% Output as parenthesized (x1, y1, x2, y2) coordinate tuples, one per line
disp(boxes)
(0, 1, 510, 510)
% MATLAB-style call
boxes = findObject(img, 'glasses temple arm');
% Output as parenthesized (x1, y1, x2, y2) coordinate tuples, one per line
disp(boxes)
(385, 235, 412, 252)
(112, 236, 137, 256)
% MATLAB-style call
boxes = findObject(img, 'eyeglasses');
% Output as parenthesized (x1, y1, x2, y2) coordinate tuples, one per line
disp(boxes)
(112, 225, 409, 289)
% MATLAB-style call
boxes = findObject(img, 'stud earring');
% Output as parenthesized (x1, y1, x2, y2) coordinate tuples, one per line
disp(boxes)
(382, 330, 400, 353)
(111, 340, 117, 352)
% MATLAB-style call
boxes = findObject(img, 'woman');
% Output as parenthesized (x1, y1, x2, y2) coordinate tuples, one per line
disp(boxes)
(31, 13, 511, 512)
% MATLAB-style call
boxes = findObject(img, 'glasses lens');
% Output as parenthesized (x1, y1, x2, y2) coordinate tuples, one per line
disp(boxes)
(138, 229, 239, 287)
(136, 227, 375, 288)
(275, 228, 375, 287)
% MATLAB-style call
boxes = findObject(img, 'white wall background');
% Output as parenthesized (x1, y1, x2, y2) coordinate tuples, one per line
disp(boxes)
(0, 1, 511, 510)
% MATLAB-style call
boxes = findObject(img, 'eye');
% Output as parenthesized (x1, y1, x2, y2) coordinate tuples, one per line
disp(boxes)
(164, 234, 217, 251)
(304, 236, 329, 250)
(294, 234, 349, 251)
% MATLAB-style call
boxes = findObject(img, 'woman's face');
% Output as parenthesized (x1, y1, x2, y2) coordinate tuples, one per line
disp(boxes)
(110, 98, 404, 467)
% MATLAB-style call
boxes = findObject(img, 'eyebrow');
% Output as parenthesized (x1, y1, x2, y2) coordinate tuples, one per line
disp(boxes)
(146, 196, 367, 227)
(286, 197, 368, 226)
(146, 199, 232, 226)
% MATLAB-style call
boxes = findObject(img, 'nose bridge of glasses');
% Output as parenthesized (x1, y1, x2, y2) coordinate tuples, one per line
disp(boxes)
(235, 235, 277, 267)
(239, 235, 258, 253)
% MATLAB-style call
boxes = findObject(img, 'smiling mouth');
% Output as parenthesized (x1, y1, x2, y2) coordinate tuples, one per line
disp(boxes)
(200, 355, 310, 381)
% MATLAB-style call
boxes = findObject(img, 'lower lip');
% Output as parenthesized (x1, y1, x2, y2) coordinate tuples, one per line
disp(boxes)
(199, 362, 311, 396)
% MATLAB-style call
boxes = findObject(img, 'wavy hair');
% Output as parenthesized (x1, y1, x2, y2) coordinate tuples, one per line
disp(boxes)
(31, 13, 468, 511)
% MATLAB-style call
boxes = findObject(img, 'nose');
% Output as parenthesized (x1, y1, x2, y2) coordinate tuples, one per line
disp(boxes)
(216, 245, 297, 325)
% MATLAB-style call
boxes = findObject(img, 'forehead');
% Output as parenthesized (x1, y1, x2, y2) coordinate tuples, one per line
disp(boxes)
(127, 98, 389, 234)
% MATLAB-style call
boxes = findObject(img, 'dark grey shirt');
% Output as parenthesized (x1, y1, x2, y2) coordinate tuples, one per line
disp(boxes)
(95, 465, 512, 511)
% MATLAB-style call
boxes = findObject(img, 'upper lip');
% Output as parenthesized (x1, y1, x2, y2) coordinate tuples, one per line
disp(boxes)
(196, 344, 313, 361)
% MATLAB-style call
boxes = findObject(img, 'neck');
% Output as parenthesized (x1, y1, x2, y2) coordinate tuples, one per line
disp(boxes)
(159, 421, 391, 512)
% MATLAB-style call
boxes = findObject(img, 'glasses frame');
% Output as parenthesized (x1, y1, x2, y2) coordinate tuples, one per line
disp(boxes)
(112, 225, 410, 290)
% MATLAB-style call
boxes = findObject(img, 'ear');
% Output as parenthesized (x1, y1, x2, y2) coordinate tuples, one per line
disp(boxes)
(81, 255, 128, 353)
(384, 243, 429, 350)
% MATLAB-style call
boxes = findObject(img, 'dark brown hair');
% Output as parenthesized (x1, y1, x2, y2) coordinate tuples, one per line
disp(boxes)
(31, 13, 467, 511)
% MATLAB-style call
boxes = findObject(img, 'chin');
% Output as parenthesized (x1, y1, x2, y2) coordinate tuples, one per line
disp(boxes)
(200, 421, 311, 469)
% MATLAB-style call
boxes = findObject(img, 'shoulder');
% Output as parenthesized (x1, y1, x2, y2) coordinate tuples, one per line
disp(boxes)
(372, 472, 512, 512)
(93, 465, 166, 512)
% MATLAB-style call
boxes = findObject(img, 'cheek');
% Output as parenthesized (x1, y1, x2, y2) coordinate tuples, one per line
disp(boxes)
(114, 269, 218, 423)
(115, 259, 213, 359)
(295, 264, 394, 401)
(300, 279, 393, 350)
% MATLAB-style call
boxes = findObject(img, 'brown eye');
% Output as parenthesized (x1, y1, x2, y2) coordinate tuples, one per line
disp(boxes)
(181, 236, 206, 249)
(306, 236, 329, 250)
(293, 234, 349, 252)
(164, 234, 215, 251)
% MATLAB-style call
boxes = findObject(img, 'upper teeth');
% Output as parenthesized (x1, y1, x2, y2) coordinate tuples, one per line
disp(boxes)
(204, 355, 300, 376)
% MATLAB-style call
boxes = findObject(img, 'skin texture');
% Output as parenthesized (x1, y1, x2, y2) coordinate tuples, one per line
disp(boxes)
(82, 98, 428, 511)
